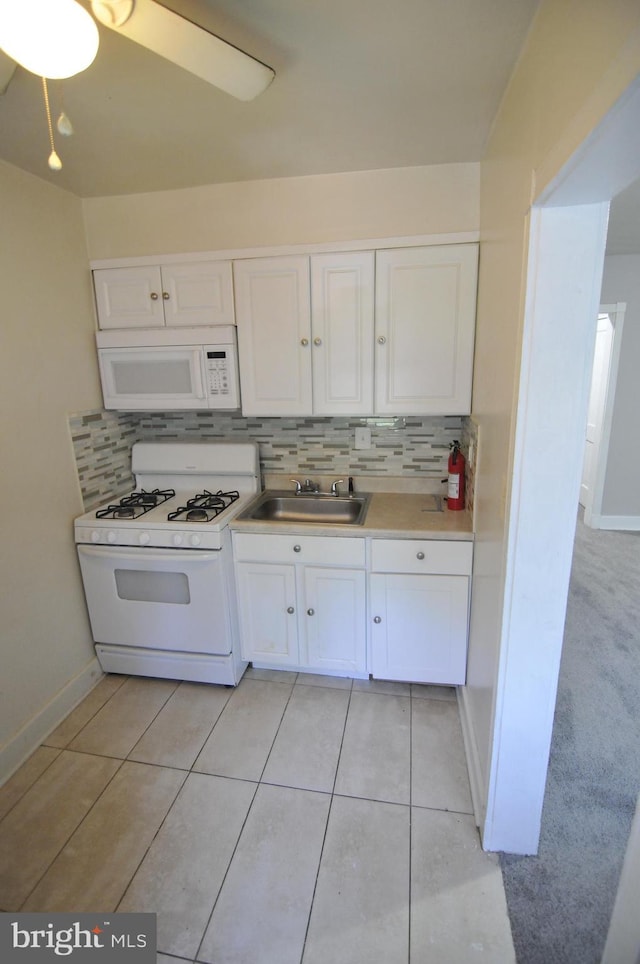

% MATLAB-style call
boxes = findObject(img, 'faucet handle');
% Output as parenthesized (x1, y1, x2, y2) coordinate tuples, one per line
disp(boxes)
(290, 479, 302, 495)
(330, 479, 344, 496)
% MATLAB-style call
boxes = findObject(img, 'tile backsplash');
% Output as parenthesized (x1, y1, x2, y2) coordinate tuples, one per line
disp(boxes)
(69, 408, 471, 511)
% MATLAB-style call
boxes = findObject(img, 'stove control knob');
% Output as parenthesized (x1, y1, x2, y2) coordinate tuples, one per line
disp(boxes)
(91, 530, 101, 543)
(107, 531, 117, 543)
(139, 532, 150, 545)
(173, 533, 184, 546)
(190, 534, 201, 547)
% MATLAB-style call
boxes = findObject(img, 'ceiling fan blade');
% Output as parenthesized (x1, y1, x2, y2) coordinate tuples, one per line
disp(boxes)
(0, 49, 17, 95)
(91, 0, 274, 101)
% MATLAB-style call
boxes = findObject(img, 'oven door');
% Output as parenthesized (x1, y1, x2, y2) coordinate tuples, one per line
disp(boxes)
(77, 545, 233, 655)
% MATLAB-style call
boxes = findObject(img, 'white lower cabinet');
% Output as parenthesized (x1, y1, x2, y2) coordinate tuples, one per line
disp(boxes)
(369, 539, 473, 685)
(233, 533, 367, 676)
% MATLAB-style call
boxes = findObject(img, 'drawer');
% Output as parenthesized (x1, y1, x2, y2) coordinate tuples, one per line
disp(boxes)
(233, 532, 366, 567)
(371, 538, 472, 575)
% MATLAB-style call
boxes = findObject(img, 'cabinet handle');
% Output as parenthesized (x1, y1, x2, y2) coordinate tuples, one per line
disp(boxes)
(150, 292, 159, 300)
(300, 338, 309, 347)
(313, 337, 322, 346)
(373, 616, 382, 624)
(377, 335, 386, 345)
(307, 608, 315, 616)
(293, 544, 301, 553)
(162, 291, 170, 300)
(416, 551, 425, 560)
(287, 606, 295, 614)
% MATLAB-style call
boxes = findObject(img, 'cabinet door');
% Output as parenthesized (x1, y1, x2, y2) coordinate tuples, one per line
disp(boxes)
(370, 572, 469, 684)
(161, 262, 234, 327)
(234, 256, 312, 415)
(302, 566, 366, 675)
(310, 252, 374, 415)
(235, 562, 298, 666)
(93, 266, 165, 329)
(374, 244, 478, 415)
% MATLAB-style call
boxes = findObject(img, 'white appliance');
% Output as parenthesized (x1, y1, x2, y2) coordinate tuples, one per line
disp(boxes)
(96, 326, 240, 410)
(74, 441, 260, 685)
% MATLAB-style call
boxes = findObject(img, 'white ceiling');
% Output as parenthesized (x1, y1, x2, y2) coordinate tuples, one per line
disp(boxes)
(0, 0, 541, 198)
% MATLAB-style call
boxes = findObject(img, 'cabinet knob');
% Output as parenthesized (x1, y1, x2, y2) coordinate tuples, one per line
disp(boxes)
(300, 338, 309, 347)
(293, 544, 301, 553)
(313, 337, 322, 346)
(162, 291, 170, 300)
(287, 606, 295, 614)
(150, 292, 159, 300)
(416, 551, 425, 560)
(307, 608, 315, 616)
(377, 335, 386, 345)
(373, 616, 382, 624)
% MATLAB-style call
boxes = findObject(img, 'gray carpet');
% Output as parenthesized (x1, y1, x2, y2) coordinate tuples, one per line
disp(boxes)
(500, 510, 640, 964)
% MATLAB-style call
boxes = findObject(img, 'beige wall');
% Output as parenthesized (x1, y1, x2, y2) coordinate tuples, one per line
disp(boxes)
(0, 160, 103, 767)
(82, 163, 480, 259)
(468, 0, 640, 833)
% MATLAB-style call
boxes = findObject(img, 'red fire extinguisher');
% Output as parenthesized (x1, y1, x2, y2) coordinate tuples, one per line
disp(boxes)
(447, 440, 465, 511)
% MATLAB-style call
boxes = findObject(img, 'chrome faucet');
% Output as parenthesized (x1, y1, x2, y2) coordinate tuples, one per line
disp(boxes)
(290, 478, 320, 494)
(330, 479, 344, 496)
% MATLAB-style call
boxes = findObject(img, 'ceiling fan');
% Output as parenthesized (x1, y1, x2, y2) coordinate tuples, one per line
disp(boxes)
(0, 0, 275, 101)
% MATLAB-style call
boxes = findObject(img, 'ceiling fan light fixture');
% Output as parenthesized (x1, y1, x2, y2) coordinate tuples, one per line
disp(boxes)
(0, 0, 99, 80)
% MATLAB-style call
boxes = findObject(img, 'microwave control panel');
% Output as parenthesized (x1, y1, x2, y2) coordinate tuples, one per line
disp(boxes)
(205, 349, 232, 396)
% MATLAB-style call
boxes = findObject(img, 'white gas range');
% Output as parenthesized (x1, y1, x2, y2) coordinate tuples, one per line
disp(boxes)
(74, 441, 260, 685)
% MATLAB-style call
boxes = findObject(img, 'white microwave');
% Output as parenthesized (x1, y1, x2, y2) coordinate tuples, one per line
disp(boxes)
(96, 326, 240, 411)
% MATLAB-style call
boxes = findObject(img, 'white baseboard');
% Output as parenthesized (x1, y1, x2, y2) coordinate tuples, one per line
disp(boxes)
(590, 513, 640, 531)
(0, 658, 104, 786)
(457, 684, 486, 836)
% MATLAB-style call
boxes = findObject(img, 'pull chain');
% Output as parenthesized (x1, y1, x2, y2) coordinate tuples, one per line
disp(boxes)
(41, 77, 62, 171)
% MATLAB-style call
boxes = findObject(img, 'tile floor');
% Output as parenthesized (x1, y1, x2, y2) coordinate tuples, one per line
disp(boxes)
(0, 669, 515, 963)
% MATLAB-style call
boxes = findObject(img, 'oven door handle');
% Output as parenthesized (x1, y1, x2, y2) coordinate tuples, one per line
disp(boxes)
(77, 545, 221, 563)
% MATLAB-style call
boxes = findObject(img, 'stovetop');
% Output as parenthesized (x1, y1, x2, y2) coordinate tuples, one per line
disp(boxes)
(74, 441, 260, 550)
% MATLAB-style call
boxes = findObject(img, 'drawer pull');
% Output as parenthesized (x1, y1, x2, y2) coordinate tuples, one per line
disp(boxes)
(287, 606, 295, 614)
(373, 616, 382, 624)
(416, 551, 425, 560)
(293, 544, 301, 553)
(307, 608, 315, 616)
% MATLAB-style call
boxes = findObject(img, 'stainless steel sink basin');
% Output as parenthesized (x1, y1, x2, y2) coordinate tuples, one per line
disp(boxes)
(238, 491, 371, 525)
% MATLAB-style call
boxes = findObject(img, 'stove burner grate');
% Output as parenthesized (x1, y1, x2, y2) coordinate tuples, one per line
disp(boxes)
(168, 489, 240, 523)
(96, 488, 176, 520)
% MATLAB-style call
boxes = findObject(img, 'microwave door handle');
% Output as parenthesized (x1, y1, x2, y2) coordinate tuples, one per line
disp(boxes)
(193, 350, 206, 400)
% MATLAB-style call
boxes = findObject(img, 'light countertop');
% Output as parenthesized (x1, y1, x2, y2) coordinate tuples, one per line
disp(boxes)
(231, 491, 473, 541)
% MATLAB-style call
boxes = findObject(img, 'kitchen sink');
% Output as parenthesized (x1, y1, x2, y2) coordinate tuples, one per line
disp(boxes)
(238, 491, 371, 525)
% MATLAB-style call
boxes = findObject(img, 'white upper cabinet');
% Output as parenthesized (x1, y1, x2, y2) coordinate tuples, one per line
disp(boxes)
(374, 244, 478, 415)
(234, 255, 312, 416)
(93, 262, 235, 329)
(310, 251, 374, 416)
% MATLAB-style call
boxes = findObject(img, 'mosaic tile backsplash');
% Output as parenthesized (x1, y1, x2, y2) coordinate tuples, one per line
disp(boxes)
(69, 408, 471, 511)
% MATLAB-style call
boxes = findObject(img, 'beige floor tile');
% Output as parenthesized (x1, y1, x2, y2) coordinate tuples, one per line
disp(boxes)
(411, 683, 457, 701)
(353, 677, 411, 696)
(119, 772, 256, 959)
(199, 784, 330, 964)
(303, 795, 410, 964)
(68, 677, 178, 758)
(22, 761, 185, 912)
(334, 692, 411, 804)
(296, 672, 352, 689)
(44, 675, 128, 748)
(0, 751, 121, 909)
(193, 677, 292, 781)
(0, 746, 61, 821)
(262, 684, 349, 792)
(411, 699, 473, 813)
(244, 667, 298, 683)
(410, 808, 516, 963)
(128, 681, 232, 769)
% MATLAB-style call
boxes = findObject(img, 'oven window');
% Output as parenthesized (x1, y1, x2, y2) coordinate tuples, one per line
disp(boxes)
(114, 569, 191, 604)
